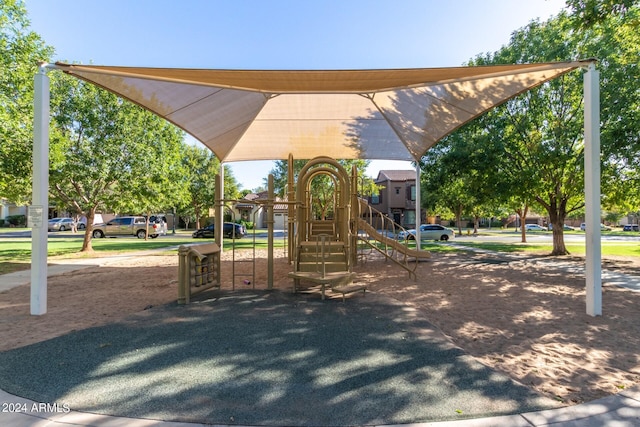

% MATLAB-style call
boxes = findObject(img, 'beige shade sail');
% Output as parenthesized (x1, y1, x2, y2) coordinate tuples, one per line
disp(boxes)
(54, 61, 592, 162)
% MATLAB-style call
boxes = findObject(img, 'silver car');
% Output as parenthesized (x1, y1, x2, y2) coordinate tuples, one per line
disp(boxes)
(398, 224, 455, 241)
(47, 217, 76, 231)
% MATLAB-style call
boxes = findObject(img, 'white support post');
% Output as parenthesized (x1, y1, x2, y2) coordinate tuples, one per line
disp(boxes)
(267, 174, 274, 289)
(584, 63, 602, 317)
(219, 163, 224, 254)
(415, 163, 421, 250)
(31, 64, 50, 315)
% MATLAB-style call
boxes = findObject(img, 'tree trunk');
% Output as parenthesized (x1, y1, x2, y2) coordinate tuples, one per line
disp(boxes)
(145, 210, 150, 241)
(520, 216, 527, 243)
(542, 194, 570, 256)
(194, 207, 201, 229)
(549, 215, 570, 255)
(455, 204, 464, 236)
(473, 215, 480, 235)
(551, 224, 569, 255)
(516, 205, 529, 243)
(80, 207, 96, 252)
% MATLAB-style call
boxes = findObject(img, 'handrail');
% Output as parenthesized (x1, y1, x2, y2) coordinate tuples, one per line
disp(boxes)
(356, 198, 430, 279)
(357, 198, 413, 249)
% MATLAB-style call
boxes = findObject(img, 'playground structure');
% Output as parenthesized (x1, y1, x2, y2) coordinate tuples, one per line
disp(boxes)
(178, 155, 432, 303)
(31, 61, 603, 316)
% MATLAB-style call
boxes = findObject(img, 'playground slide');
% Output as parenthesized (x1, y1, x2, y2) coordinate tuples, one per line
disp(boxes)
(357, 219, 430, 279)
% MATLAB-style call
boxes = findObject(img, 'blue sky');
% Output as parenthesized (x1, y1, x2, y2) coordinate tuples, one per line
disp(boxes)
(25, 0, 567, 190)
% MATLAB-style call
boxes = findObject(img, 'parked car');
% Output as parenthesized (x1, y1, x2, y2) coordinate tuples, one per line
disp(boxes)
(525, 224, 546, 231)
(397, 224, 454, 241)
(580, 223, 612, 231)
(547, 224, 576, 231)
(47, 217, 76, 232)
(148, 214, 168, 235)
(92, 216, 160, 239)
(192, 222, 246, 239)
(623, 224, 639, 232)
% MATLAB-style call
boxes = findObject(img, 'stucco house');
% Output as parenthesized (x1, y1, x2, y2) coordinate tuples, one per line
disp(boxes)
(232, 191, 289, 230)
(368, 170, 420, 229)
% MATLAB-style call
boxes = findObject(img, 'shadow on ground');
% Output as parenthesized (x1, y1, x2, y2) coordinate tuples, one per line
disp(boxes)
(0, 290, 560, 426)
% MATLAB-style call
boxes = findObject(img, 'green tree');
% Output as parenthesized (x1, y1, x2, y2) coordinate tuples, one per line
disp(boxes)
(223, 165, 240, 201)
(49, 74, 187, 250)
(106, 99, 189, 239)
(180, 145, 217, 229)
(422, 8, 639, 251)
(566, 0, 638, 27)
(468, 12, 599, 254)
(587, 6, 640, 215)
(0, 0, 53, 204)
(496, 8, 638, 253)
(421, 141, 472, 235)
(421, 120, 506, 235)
(177, 145, 240, 229)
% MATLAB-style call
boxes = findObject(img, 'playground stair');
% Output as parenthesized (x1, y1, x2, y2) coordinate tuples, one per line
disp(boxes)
(297, 240, 349, 273)
(289, 237, 365, 301)
(309, 220, 336, 238)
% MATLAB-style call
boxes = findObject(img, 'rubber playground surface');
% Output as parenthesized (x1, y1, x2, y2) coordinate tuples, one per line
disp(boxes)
(0, 289, 560, 426)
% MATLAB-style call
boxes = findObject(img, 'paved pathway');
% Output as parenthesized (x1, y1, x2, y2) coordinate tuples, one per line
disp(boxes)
(2, 386, 639, 426)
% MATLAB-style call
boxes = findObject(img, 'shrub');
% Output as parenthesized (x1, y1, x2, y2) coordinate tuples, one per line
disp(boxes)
(6, 215, 26, 227)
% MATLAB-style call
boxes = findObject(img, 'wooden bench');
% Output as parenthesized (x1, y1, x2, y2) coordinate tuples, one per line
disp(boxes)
(288, 271, 365, 301)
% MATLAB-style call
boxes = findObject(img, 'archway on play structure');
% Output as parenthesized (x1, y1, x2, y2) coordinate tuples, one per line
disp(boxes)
(295, 157, 351, 247)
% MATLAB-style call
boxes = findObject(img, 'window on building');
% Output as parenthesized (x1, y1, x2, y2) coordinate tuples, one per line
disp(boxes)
(395, 187, 401, 195)
(410, 185, 416, 201)
(371, 193, 380, 204)
(405, 210, 416, 226)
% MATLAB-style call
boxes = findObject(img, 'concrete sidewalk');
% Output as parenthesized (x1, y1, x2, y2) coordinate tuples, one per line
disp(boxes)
(2, 385, 639, 426)
(0, 248, 179, 293)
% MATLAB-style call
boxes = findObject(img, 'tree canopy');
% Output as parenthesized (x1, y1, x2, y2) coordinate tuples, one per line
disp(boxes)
(49, 73, 189, 250)
(420, 5, 640, 254)
(0, 0, 53, 204)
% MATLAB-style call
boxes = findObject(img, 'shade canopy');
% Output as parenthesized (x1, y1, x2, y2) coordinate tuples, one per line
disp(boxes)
(55, 61, 591, 163)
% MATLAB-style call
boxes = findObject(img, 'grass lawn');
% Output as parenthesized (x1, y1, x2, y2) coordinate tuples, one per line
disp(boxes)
(455, 240, 640, 257)
(2, 228, 639, 276)
(0, 231, 285, 275)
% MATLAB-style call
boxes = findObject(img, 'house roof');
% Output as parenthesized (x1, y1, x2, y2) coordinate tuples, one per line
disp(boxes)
(376, 170, 417, 182)
(237, 192, 289, 211)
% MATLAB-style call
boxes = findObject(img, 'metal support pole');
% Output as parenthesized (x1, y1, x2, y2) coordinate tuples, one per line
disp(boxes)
(214, 174, 223, 254)
(30, 64, 50, 315)
(351, 165, 358, 267)
(415, 163, 421, 250)
(177, 245, 188, 304)
(267, 174, 274, 289)
(287, 154, 295, 263)
(584, 63, 602, 316)
(218, 164, 224, 254)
